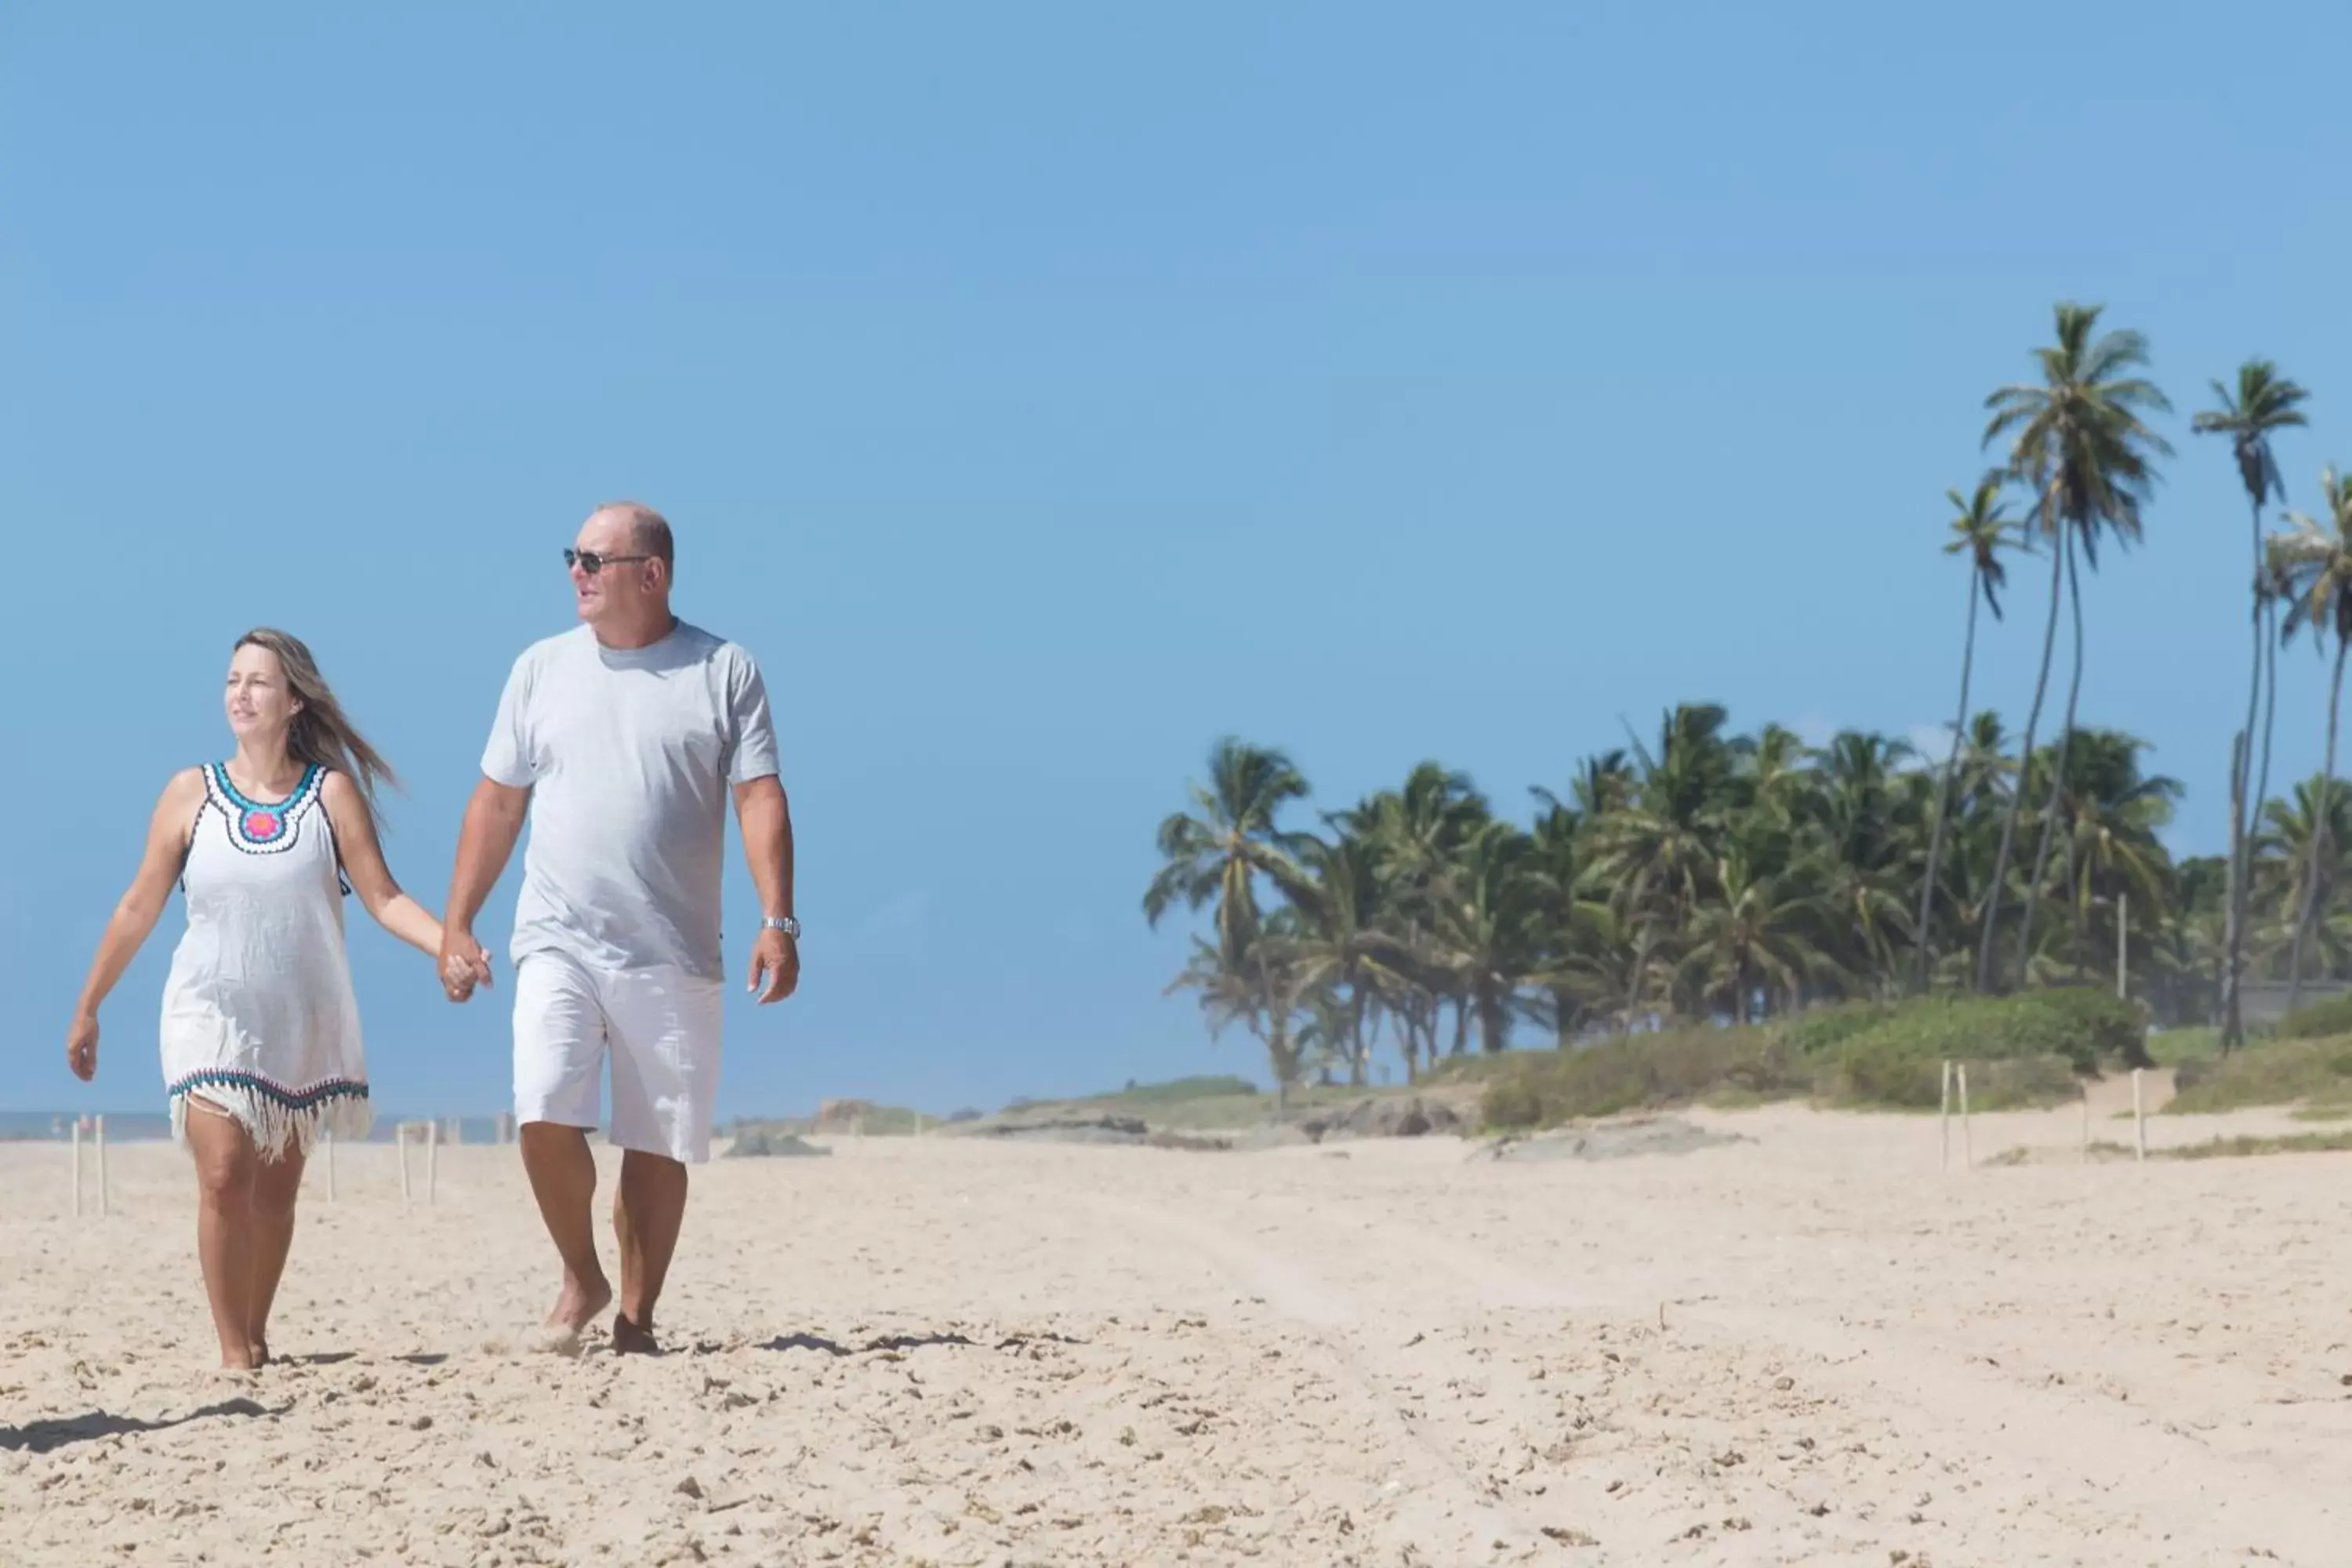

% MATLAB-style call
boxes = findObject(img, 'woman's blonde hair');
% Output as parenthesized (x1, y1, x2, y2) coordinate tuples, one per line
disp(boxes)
(234, 627, 398, 829)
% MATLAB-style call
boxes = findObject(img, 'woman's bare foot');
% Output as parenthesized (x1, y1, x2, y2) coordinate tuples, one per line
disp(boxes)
(247, 1336, 270, 1369)
(611, 1312, 660, 1356)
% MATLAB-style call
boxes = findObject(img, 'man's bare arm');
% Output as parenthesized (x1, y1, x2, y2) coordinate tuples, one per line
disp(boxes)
(734, 775, 793, 920)
(440, 777, 531, 1000)
(733, 775, 797, 1002)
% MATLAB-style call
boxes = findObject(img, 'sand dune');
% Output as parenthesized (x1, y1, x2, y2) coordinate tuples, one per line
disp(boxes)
(4, 1098, 2349, 1565)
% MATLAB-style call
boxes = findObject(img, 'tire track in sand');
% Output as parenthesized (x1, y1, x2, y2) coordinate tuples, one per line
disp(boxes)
(1203, 1179, 2347, 1566)
(1083, 1189, 1556, 1565)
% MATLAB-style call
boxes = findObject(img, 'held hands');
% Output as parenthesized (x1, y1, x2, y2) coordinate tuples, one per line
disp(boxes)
(438, 927, 495, 1003)
(749, 928, 800, 1004)
(66, 1014, 98, 1083)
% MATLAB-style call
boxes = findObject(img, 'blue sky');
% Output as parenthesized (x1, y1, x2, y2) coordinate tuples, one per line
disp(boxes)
(6, 2, 2351, 1118)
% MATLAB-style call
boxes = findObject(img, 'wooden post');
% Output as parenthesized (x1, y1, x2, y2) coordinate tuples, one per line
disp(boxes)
(1958, 1064, 1972, 1170)
(397, 1125, 412, 1204)
(426, 1120, 440, 1205)
(94, 1116, 107, 1218)
(70, 1120, 82, 1219)
(1940, 1060, 1952, 1171)
(2132, 1068, 2147, 1163)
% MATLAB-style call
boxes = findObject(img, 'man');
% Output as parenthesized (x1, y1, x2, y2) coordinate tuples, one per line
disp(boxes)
(438, 501, 798, 1355)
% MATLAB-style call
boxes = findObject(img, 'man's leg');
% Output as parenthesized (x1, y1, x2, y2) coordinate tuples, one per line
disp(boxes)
(612, 1151, 688, 1352)
(511, 955, 612, 1343)
(605, 968, 722, 1354)
(520, 1122, 612, 1333)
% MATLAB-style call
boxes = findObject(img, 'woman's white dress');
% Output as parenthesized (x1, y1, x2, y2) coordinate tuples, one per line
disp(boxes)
(157, 762, 374, 1155)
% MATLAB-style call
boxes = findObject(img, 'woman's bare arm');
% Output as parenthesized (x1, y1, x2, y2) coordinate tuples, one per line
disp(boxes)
(68, 769, 204, 1078)
(321, 771, 445, 958)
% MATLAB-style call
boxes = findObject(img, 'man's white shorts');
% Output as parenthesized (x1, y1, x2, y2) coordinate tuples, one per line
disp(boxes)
(512, 952, 724, 1163)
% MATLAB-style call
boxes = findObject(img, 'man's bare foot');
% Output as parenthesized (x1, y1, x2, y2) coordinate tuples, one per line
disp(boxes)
(545, 1273, 613, 1334)
(611, 1312, 661, 1356)
(524, 1273, 612, 1356)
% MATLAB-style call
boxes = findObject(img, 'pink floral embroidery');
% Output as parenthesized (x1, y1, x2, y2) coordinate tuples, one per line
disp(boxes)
(244, 810, 281, 840)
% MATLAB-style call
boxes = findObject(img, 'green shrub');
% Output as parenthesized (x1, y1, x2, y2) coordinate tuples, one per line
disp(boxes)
(1826, 989, 2141, 1082)
(1778, 1000, 1896, 1057)
(2272, 994, 2352, 1041)
(1476, 989, 2144, 1130)
(1822, 1043, 2078, 1110)
(1478, 1026, 1813, 1128)
(2014, 986, 2152, 1069)
(2169, 1033, 2352, 1112)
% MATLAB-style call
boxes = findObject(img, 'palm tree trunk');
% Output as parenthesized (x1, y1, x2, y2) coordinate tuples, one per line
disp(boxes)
(1980, 521, 2065, 993)
(2246, 600, 2281, 991)
(2220, 728, 2248, 1043)
(2016, 526, 2086, 986)
(2255, 598, 2281, 859)
(2288, 639, 2347, 1013)
(1348, 982, 1368, 1087)
(1915, 572, 1980, 994)
(2223, 498, 2268, 1052)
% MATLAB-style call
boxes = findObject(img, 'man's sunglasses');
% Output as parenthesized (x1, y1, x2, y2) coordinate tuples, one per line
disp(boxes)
(563, 548, 653, 575)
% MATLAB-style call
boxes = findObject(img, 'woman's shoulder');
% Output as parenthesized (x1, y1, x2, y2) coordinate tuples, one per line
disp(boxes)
(151, 767, 209, 836)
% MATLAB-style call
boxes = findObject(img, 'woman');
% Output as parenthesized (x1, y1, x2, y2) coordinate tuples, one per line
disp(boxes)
(67, 628, 446, 1370)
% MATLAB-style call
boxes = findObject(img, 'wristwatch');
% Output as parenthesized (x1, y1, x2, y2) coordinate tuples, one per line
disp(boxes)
(761, 914, 801, 939)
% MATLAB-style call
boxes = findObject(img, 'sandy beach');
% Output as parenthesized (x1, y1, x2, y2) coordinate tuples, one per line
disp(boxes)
(5, 1094, 2350, 1566)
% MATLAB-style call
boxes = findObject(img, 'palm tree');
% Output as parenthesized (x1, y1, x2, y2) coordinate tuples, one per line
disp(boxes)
(1915, 475, 2017, 991)
(1281, 833, 1393, 1084)
(2194, 360, 2310, 1048)
(2049, 728, 2182, 975)
(1166, 932, 1308, 1106)
(1142, 737, 1315, 967)
(1977, 302, 2172, 993)
(1328, 764, 1490, 1070)
(2252, 778, 2352, 989)
(1813, 731, 1917, 989)
(2270, 466, 2352, 1010)
(1677, 850, 1839, 1025)
(1428, 818, 1552, 1052)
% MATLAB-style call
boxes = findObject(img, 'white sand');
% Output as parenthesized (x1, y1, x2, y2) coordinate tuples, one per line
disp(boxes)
(3, 1095, 2350, 1565)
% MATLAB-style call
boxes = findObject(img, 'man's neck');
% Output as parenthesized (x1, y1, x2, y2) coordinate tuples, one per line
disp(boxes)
(592, 611, 679, 652)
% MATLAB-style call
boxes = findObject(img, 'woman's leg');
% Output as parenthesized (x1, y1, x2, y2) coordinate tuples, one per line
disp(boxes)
(246, 1140, 308, 1365)
(181, 1098, 260, 1370)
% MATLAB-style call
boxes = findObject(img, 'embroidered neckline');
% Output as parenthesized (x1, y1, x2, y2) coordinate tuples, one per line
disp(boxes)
(206, 763, 323, 851)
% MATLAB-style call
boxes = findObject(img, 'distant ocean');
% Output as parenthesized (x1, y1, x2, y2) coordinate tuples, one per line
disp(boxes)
(0, 1112, 510, 1144)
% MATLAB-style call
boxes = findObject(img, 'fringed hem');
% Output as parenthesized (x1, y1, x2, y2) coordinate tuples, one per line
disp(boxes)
(169, 1078, 372, 1160)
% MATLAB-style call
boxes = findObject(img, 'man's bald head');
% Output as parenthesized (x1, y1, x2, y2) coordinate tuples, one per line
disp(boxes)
(570, 500, 679, 644)
(591, 500, 674, 567)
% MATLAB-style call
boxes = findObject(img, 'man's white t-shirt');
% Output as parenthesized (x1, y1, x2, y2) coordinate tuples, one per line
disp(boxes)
(481, 620, 780, 982)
